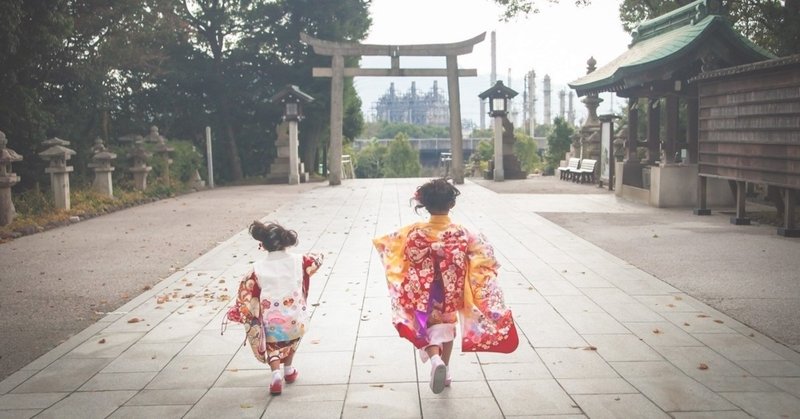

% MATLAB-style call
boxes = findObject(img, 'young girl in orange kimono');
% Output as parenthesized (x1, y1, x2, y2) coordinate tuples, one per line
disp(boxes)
(373, 178, 518, 394)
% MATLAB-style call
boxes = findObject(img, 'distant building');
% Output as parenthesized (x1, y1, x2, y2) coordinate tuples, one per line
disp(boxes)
(374, 81, 449, 126)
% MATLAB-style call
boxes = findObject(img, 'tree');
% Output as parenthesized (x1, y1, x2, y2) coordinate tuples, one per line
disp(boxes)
(513, 132, 542, 173)
(544, 116, 574, 171)
(618, 0, 799, 56)
(354, 139, 387, 178)
(382, 133, 421, 178)
(494, 1, 798, 56)
(492, 0, 590, 20)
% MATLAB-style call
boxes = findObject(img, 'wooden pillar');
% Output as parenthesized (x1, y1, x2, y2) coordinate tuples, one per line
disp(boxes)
(778, 188, 800, 237)
(627, 98, 638, 161)
(446, 55, 464, 184)
(328, 54, 344, 186)
(730, 180, 750, 225)
(647, 98, 660, 164)
(686, 95, 699, 164)
(693, 175, 711, 215)
(665, 95, 678, 164)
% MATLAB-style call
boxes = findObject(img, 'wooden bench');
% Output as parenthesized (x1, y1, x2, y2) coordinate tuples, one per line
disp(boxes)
(558, 158, 581, 180)
(572, 159, 597, 183)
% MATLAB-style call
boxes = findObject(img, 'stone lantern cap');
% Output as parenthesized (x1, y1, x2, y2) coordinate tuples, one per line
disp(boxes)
(0, 131, 23, 164)
(144, 126, 167, 144)
(130, 144, 152, 160)
(39, 137, 76, 168)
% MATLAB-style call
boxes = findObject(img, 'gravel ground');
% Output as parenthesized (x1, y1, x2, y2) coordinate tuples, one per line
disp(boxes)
(0, 183, 321, 381)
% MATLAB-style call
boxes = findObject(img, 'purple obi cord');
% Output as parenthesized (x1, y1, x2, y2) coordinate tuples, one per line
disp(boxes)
(414, 277, 444, 341)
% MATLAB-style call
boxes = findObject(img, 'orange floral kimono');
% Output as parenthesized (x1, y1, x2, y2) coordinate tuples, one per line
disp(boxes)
(373, 215, 518, 353)
(226, 252, 323, 364)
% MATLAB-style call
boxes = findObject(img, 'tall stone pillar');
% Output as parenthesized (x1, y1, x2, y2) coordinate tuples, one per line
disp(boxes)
(0, 131, 23, 226)
(129, 140, 152, 191)
(89, 137, 117, 197)
(578, 57, 603, 161)
(39, 137, 76, 210)
(492, 115, 504, 181)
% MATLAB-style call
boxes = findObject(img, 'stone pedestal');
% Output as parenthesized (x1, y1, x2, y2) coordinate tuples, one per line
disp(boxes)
(131, 167, 152, 190)
(501, 116, 527, 180)
(0, 130, 23, 226)
(288, 121, 299, 185)
(493, 116, 504, 181)
(129, 141, 152, 191)
(89, 138, 117, 198)
(0, 177, 19, 226)
(46, 167, 74, 209)
(267, 121, 307, 184)
(92, 167, 114, 197)
(39, 137, 76, 210)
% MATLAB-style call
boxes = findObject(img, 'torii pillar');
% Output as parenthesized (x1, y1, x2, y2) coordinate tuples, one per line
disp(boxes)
(301, 32, 484, 185)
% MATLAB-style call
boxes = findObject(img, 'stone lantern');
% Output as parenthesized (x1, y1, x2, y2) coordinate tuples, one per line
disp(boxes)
(479, 81, 518, 182)
(152, 130, 174, 183)
(129, 139, 152, 191)
(0, 131, 23, 226)
(39, 137, 76, 210)
(270, 85, 314, 185)
(88, 137, 117, 197)
(576, 57, 603, 161)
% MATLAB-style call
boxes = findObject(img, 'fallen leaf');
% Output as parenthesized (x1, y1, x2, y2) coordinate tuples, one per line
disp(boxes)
(713, 319, 724, 324)
(98, 338, 106, 344)
(143, 285, 152, 291)
(127, 318, 142, 323)
(698, 363, 709, 370)
(697, 314, 710, 318)
(240, 404, 253, 409)
(583, 346, 598, 351)
(683, 322, 691, 326)
(652, 329, 662, 334)
(674, 296, 683, 300)
(218, 279, 225, 283)
(370, 384, 384, 388)
(666, 303, 676, 308)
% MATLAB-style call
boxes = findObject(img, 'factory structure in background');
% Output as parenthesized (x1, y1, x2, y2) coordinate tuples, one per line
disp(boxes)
(367, 31, 578, 133)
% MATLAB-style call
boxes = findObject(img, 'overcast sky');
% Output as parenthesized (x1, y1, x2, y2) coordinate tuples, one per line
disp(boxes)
(354, 0, 632, 129)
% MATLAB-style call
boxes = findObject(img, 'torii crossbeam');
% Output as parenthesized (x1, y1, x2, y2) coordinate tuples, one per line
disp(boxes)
(301, 32, 485, 185)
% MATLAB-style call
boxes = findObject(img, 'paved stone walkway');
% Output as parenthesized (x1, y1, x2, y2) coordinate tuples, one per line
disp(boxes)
(1, 179, 799, 418)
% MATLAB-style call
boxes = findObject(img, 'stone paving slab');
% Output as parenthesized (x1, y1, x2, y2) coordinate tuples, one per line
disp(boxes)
(1, 178, 799, 418)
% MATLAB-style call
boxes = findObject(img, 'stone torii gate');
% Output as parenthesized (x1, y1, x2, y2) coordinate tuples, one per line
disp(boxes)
(300, 32, 485, 185)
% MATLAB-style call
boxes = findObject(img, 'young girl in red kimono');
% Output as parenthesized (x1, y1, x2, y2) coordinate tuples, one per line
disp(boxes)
(226, 221, 323, 396)
(373, 178, 518, 394)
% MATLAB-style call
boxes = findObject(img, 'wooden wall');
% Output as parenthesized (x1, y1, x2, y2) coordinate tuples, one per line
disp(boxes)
(696, 58, 800, 189)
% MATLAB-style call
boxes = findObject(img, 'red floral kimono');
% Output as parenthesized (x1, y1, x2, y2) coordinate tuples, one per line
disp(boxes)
(373, 215, 518, 353)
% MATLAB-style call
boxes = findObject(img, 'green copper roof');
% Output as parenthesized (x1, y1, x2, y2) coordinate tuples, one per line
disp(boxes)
(569, 0, 774, 96)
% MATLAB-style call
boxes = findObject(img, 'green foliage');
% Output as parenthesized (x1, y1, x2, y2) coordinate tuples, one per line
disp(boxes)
(470, 128, 493, 138)
(475, 139, 494, 162)
(12, 186, 55, 217)
(618, 0, 798, 56)
(354, 139, 388, 178)
(363, 122, 449, 139)
(493, 1, 797, 55)
(382, 133, 421, 178)
(513, 133, 543, 173)
(0, 0, 372, 189)
(544, 116, 575, 171)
